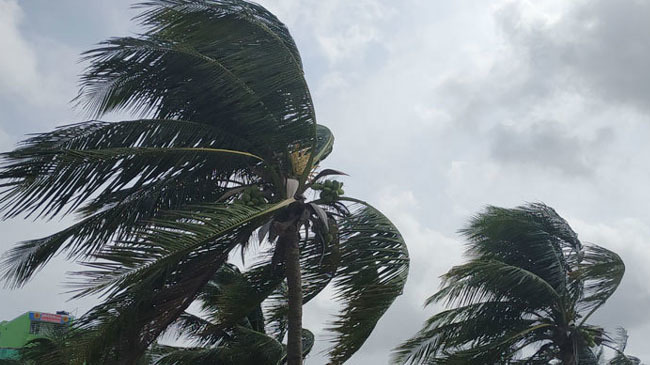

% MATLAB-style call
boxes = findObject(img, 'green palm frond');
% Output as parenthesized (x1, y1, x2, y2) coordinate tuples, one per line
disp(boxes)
(0, 143, 258, 220)
(71, 199, 294, 298)
(574, 244, 625, 325)
(197, 261, 285, 330)
(327, 199, 409, 363)
(169, 312, 229, 346)
(0, 169, 253, 288)
(58, 201, 293, 362)
(393, 300, 543, 364)
(155, 325, 285, 365)
(460, 204, 579, 297)
(429, 259, 561, 309)
(0, 119, 259, 218)
(78, 0, 315, 154)
(164, 267, 316, 365)
(395, 203, 627, 364)
(605, 328, 642, 364)
(17, 337, 77, 365)
(71, 246, 230, 363)
(279, 328, 315, 364)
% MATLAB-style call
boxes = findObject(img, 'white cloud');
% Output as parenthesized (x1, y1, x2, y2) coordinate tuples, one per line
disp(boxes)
(0, 0, 81, 115)
(0, 0, 42, 102)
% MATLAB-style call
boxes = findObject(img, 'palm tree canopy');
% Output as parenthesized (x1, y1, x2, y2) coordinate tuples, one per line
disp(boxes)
(604, 328, 642, 365)
(0, 1, 409, 363)
(394, 203, 624, 364)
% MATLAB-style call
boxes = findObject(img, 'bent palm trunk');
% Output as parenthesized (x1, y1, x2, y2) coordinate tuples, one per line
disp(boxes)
(283, 225, 303, 365)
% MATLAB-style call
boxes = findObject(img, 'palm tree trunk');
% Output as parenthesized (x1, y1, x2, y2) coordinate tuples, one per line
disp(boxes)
(283, 225, 303, 365)
(559, 341, 577, 365)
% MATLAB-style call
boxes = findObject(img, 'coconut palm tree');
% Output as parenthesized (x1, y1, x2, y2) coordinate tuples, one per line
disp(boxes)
(10, 264, 316, 365)
(0, 1, 409, 364)
(394, 203, 624, 364)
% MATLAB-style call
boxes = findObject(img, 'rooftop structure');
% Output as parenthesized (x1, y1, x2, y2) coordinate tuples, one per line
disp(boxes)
(0, 311, 72, 360)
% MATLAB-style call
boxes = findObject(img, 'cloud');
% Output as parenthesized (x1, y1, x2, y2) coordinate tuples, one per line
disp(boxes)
(489, 121, 614, 177)
(496, 0, 650, 111)
(0, 0, 42, 102)
(2, 0, 650, 363)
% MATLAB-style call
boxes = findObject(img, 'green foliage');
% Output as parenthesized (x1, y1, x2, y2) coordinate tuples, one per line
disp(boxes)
(394, 203, 625, 364)
(0, 1, 409, 363)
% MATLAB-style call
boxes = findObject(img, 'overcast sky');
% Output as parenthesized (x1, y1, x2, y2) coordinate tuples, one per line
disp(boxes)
(1, 0, 649, 363)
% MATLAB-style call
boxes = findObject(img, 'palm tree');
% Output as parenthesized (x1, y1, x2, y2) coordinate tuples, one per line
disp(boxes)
(0, 1, 409, 364)
(12, 264, 316, 365)
(394, 203, 624, 364)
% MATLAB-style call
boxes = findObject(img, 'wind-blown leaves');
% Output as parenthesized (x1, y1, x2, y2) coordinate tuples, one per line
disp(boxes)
(161, 266, 315, 365)
(574, 244, 625, 324)
(78, 0, 315, 155)
(0, 119, 259, 218)
(0, 117, 268, 288)
(156, 326, 285, 365)
(56, 200, 292, 363)
(394, 203, 626, 364)
(605, 328, 642, 365)
(71, 199, 294, 299)
(328, 200, 409, 363)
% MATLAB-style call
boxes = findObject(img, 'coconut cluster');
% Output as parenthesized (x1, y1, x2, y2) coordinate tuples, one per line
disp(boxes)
(239, 186, 265, 206)
(311, 180, 344, 203)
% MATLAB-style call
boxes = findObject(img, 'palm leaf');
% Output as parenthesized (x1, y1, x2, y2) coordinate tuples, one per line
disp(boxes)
(428, 259, 561, 309)
(70, 199, 294, 298)
(460, 204, 580, 298)
(392, 301, 541, 364)
(575, 244, 625, 324)
(155, 325, 285, 365)
(78, 1, 316, 154)
(327, 199, 409, 363)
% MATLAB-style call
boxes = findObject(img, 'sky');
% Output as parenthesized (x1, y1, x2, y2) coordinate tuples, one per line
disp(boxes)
(1, 0, 649, 363)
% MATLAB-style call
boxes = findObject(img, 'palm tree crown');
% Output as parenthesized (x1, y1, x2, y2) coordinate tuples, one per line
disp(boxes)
(0, 1, 409, 364)
(394, 203, 624, 364)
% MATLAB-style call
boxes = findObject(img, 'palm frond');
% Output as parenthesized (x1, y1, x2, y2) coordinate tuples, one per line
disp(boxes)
(77, 1, 316, 154)
(71, 246, 229, 364)
(0, 168, 256, 288)
(155, 325, 284, 365)
(196, 261, 284, 331)
(326, 199, 409, 363)
(169, 312, 229, 346)
(0, 142, 258, 221)
(428, 259, 561, 309)
(70, 199, 293, 298)
(459, 203, 580, 298)
(574, 244, 625, 324)
(58, 201, 292, 362)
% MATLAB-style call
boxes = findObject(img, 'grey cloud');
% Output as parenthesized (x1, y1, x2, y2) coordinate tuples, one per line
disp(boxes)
(497, 0, 650, 111)
(489, 121, 614, 177)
